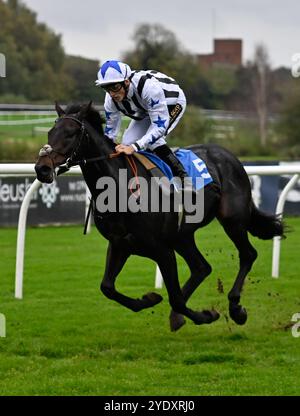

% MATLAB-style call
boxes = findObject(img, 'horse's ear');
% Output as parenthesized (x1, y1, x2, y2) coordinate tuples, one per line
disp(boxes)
(78, 101, 93, 120)
(55, 102, 65, 117)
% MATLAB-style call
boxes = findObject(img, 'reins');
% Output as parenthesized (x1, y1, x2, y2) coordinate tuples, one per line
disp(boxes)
(64, 151, 120, 169)
(126, 155, 141, 198)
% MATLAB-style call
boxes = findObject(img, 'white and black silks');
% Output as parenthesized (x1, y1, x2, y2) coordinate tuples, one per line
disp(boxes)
(103, 70, 187, 151)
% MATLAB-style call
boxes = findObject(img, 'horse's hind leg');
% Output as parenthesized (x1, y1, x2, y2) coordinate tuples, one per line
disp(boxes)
(219, 219, 257, 325)
(100, 242, 163, 312)
(169, 235, 217, 331)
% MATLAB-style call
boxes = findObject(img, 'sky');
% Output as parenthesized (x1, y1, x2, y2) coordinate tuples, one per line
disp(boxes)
(22, 0, 300, 69)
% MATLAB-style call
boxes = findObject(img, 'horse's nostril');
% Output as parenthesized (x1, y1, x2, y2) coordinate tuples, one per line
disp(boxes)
(35, 164, 52, 178)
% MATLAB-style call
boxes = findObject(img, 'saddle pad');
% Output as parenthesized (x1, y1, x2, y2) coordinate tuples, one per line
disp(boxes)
(175, 149, 213, 190)
(138, 149, 213, 190)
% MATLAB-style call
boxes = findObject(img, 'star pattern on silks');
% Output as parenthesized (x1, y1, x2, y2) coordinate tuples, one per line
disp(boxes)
(105, 111, 112, 120)
(153, 115, 167, 129)
(101, 60, 122, 77)
(105, 126, 113, 135)
(151, 98, 160, 108)
(149, 135, 159, 145)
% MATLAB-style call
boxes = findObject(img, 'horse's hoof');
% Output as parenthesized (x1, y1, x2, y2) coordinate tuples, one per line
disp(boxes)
(193, 309, 220, 325)
(169, 311, 186, 332)
(210, 309, 221, 322)
(229, 305, 247, 325)
(202, 309, 220, 323)
(142, 292, 163, 307)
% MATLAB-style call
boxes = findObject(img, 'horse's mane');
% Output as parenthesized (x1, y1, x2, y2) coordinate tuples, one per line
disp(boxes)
(65, 103, 105, 135)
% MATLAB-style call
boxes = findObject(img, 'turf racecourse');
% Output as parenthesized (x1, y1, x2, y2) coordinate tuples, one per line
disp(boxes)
(0, 218, 299, 396)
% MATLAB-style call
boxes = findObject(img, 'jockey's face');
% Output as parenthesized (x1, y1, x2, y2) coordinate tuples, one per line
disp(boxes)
(104, 80, 130, 102)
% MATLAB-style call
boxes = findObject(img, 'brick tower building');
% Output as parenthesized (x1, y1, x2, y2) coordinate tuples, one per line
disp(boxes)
(197, 39, 242, 69)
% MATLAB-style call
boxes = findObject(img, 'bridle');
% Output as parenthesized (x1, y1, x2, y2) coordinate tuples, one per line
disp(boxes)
(39, 115, 119, 173)
(38, 114, 141, 197)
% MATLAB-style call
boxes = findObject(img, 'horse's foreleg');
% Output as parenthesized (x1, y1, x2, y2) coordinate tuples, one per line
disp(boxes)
(156, 247, 219, 327)
(169, 236, 217, 331)
(100, 242, 163, 312)
(221, 221, 258, 325)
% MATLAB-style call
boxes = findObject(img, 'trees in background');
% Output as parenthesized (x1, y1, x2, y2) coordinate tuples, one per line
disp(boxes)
(1, 1, 299, 157)
(122, 23, 182, 71)
(277, 85, 300, 157)
(0, 0, 298, 144)
(64, 55, 103, 103)
(0, 0, 74, 101)
(203, 66, 238, 109)
(251, 44, 271, 147)
(122, 23, 214, 108)
(0, 0, 102, 103)
(121, 23, 297, 119)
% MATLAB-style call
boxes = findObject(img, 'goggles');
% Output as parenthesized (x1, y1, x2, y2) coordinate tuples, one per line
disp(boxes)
(102, 82, 124, 93)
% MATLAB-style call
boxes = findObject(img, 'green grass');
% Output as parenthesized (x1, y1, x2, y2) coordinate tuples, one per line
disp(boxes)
(0, 218, 299, 396)
(0, 115, 54, 139)
(0, 115, 54, 162)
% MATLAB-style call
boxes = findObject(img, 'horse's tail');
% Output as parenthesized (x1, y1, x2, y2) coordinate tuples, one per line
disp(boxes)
(248, 202, 285, 240)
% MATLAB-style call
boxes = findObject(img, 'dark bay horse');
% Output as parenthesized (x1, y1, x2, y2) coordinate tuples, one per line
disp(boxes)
(35, 102, 284, 331)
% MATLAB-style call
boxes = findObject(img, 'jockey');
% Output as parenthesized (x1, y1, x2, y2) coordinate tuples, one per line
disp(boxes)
(96, 60, 188, 183)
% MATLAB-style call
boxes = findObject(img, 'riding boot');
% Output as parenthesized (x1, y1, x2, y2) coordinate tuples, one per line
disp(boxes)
(153, 145, 192, 191)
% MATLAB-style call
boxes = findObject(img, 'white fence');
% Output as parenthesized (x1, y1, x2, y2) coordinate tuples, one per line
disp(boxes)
(0, 118, 55, 126)
(0, 105, 275, 122)
(0, 164, 299, 299)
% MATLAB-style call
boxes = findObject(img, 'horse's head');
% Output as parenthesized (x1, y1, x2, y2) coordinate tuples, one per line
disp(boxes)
(35, 101, 94, 183)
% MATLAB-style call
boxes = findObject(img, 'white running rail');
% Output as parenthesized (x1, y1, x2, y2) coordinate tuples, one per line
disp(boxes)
(0, 118, 55, 126)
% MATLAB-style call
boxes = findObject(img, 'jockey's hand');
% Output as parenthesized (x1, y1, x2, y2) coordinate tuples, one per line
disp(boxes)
(115, 144, 135, 155)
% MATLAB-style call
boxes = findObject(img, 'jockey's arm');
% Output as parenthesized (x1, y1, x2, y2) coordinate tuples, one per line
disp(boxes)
(104, 94, 122, 142)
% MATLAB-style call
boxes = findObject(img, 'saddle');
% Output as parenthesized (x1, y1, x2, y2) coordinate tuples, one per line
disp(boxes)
(133, 152, 166, 179)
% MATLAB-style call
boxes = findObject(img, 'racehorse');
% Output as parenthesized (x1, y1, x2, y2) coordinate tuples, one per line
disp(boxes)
(35, 102, 284, 331)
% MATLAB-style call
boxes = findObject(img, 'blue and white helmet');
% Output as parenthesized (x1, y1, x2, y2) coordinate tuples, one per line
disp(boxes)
(96, 60, 132, 87)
